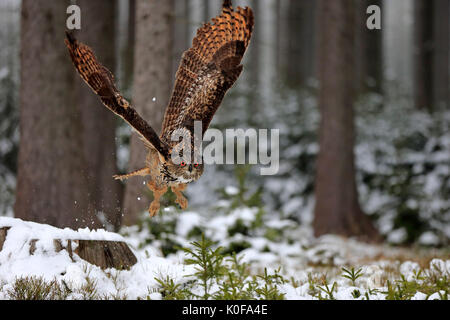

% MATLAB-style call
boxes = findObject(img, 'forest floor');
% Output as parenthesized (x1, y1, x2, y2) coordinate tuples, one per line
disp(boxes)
(0, 207, 449, 300)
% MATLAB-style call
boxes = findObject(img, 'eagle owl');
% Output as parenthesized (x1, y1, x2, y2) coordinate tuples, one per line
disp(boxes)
(65, 0, 254, 216)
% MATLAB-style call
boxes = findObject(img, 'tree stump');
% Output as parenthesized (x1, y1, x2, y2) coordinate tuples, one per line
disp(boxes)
(0, 226, 137, 270)
(0, 227, 9, 252)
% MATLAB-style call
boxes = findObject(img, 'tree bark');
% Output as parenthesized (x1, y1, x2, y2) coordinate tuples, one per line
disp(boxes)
(355, 0, 383, 96)
(122, 0, 136, 94)
(122, 0, 174, 225)
(15, 0, 99, 229)
(414, 0, 434, 111)
(432, 0, 449, 110)
(285, 0, 316, 88)
(75, 0, 123, 230)
(313, 0, 380, 242)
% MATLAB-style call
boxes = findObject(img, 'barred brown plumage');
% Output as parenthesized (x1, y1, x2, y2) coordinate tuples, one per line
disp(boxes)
(65, 0, 254, 217)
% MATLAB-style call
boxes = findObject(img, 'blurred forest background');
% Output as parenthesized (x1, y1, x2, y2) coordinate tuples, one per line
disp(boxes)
(0, 0, 449, 247)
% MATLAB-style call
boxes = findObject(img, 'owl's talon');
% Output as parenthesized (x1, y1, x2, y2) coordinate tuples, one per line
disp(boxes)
(175, 195, 188, 210)
(149, 200, 160, 217)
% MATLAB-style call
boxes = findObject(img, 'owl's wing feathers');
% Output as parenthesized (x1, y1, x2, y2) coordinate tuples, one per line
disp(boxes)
(161, 3, 254, 143)
(65, 32, 170, 160)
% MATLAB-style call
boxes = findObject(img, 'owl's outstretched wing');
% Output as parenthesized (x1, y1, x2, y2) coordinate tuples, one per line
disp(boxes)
(65, 31, 170, 160)
(161, 1, 254, 144)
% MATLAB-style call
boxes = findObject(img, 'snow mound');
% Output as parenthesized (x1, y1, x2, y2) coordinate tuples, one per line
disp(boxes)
(0, 217, 125, 241)
(0, 217, 193, 299)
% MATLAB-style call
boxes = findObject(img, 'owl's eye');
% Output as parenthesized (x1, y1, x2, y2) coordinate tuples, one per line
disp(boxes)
(180, 161, 186, 167)
(194, 163, 199, 168)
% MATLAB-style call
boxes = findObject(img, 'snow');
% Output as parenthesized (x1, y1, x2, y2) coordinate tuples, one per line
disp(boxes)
(419, 231, 440, 246)
(0, 217, 124, 242)
(175, 211, 203, 237)
(0, 213, 449, 300)
(0, 217, 194, 299)
(411, 292, 427, 300)
(428, 291, 446, 300)
(387, 228, 407, 244)
(224, 186, 239, 196)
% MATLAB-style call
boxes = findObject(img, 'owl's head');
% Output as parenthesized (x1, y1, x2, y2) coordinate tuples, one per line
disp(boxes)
(157, 149, 204, 184)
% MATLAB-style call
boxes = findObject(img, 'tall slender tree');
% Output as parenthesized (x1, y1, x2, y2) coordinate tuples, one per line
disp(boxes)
(284, 0, 316, 88)
(414, 0, 434, 111)
(15, 0, 98, 228)
(258, 0, 277, 108)
(413, 0, 449, 111)
(355, 0, 383, 96)
(432, 0, 449, 110)
(75, 0, 123, 230)
(313, 0, 379, 242)
(122, 0, 174, 225)
(122, 0, 136, 94)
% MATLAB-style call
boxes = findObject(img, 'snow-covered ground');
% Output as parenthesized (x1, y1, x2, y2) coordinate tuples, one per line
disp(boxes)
(1, 208, 448, 300)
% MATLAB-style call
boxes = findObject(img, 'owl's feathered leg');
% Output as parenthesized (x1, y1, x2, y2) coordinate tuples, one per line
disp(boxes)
(171, 184, 188, 210)
(113, 168, 150, 181)
(147, 180, 168, 217)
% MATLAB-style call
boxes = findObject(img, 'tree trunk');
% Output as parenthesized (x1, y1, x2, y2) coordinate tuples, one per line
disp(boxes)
(313, 0, 380, 242)
(15, 0, 98, 229)
(413, 0, 434, 111)
(122, 0, 174, 225)
(122, 0, 136, 94)
(188, 0, 204, 40)
(285, 0, 316, 88)
(355, 0, 383, 96)
(432, 0, 449, 110)
(75, 0, 123, 231)
(173, 0, 188, 85)
(258, 0, 277, 109)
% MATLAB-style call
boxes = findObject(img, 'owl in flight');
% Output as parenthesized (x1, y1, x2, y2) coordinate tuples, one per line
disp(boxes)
(65, 0, 254, 216)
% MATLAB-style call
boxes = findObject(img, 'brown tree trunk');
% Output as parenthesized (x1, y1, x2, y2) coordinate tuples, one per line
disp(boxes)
(122, 0, 136, 94)
(432, 0, 449, 110)
(173, 0, 188, 85)
(75, 0, 123, 230)
(313, 0, 380, 242)
(285, 0, 316, 88)
(15, 0, 99, 229)
(355, 0, 383, 96)
(414, 0, 449, 112)
(122, 0, 174, 225)
(414, 0, 434, 111)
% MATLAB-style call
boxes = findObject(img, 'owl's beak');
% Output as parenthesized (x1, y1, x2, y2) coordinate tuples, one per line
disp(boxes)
(188, 164, 193, 172)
